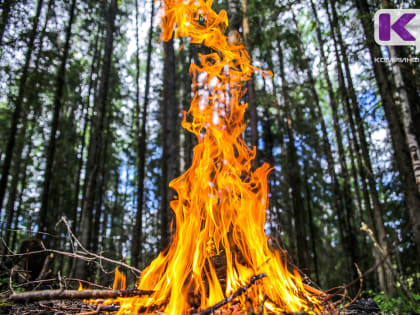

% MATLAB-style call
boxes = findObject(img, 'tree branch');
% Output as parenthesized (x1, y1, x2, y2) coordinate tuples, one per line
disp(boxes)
(10, 288, 154, 303)
(194, 273, 266, 315)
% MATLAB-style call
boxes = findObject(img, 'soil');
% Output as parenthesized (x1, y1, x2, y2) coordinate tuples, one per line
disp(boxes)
(0, 298, 387, 315)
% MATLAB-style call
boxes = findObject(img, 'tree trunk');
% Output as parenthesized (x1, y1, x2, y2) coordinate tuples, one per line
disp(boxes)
(240, 0, 258, 162)
(9, 117, 36, 252)
(303, 162, 320, 284)
(395, 46, 420, 146)
(0, 0, 44, 214)
(132, 0, 154, 269)
(2, 115, 28, 250)
(354, 0, 420, 269)
(38, 0, 77, 241)
(71, 25, 102, 237)
(278, 43, 310, 271)
(388, 47, 420, 193)
(160, 37, 178, 250)
(76, 0, 118, 280)
(91, 118, 110, 256)
(261, 88, 274, 165)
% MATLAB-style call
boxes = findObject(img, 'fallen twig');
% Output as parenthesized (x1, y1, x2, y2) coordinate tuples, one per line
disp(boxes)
(194, 273, 266, 315)
(10, 288, 154, 303)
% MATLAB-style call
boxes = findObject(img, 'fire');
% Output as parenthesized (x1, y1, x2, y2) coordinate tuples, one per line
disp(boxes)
(103, 0, 324, 313)
(113, 268, 127, 290)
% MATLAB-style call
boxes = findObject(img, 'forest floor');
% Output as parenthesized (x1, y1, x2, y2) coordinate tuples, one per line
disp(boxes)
(0, 299, 384, 314)
(0, 300, 96, 314)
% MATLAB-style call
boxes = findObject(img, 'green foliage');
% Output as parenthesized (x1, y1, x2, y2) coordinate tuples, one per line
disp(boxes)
(364, 290, 420, 313)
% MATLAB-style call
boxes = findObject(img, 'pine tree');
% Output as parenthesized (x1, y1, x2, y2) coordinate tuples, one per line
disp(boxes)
(132, 0, 155, 269)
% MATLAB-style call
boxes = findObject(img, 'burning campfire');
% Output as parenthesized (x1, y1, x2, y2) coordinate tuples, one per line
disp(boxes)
(93, 0, 324, 313)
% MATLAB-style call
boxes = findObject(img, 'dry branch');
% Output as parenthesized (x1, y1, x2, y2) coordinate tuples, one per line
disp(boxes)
(10, 288, 154, 303)
(1, 216, 141, 277)
(194, 273, 266, 315)
(10, 277, 111, 291)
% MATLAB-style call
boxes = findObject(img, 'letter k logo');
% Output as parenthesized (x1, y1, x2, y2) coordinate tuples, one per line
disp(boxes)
(375, 9, 420, 52)
(379, 13, 416, 41)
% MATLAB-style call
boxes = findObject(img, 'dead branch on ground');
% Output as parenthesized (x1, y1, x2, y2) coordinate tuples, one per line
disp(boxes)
(193, 273, 266, 315)
(8, 277, 111, 292)
(10, 288, 154, 303)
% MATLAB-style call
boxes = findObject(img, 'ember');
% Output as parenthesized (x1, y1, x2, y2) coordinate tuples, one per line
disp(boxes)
(96, 0, 324, 313)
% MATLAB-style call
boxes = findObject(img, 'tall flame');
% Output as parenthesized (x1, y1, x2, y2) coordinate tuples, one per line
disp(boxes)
(112, 0, 323, 313)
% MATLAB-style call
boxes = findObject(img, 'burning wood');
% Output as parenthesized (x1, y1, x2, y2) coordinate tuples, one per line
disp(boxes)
(84, 0, 325, 313)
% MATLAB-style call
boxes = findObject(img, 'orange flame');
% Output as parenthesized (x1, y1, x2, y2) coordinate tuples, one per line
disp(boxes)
(107, 0, 324, 313)
(113, 268, 127, 290)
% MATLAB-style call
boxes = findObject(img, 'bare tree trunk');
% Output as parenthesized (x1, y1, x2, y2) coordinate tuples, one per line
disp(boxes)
(261, 87, 274, 165)
(179, 40, 194, 173)
(76, 0, 118, 280)
(0, 0, 44, 214)
(108, 167, 120, 258)
(9, 120, 35, 252)
(388, 47, 420, 193)
(132, 0, 154, 269)
(71, 25, 102, 236)
(91, 118, 110, 256)
(160, 37, 178, 250)
(395, 46, 420, 146)
(240, 0, 258, 162)
(278, 43, 309, 271)
(2, 115, 28, 249)
(38, 0, 77, 240)
(303, 162, 320, 284)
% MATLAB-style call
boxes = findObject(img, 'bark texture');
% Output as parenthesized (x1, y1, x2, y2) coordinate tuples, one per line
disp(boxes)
(240, 0, 258, 161)
(160, 38, 178, 250)
(132, 0, 154, 269)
